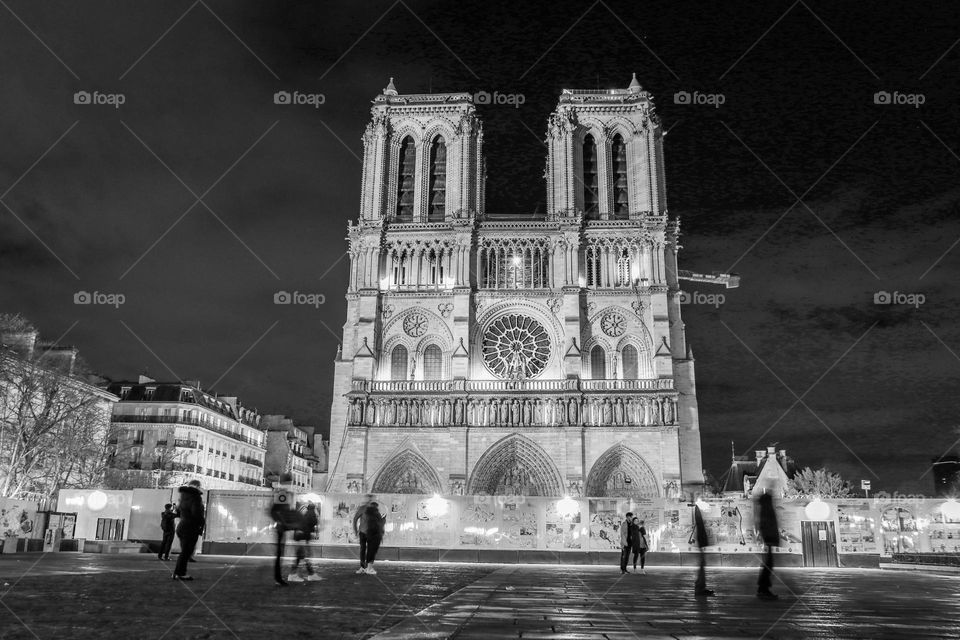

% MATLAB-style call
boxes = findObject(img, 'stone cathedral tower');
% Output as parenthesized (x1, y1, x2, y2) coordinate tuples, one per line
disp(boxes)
(327, 75, 705, 499)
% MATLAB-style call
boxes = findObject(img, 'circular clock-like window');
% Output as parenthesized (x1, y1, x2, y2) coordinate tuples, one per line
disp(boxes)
(403, 312, 428, 337)
(601, 312, 626, 337)
(481, 314, 551, 379)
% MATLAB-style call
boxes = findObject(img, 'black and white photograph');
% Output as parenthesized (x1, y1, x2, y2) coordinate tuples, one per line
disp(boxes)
(1, 1, 959, 637)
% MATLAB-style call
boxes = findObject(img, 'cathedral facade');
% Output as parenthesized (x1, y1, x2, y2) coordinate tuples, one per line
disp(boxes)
(327, 76, 704, 499)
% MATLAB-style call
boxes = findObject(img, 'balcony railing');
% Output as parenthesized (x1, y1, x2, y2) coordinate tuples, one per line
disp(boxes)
(353, 378, 674, 394)
(111, 414, 264, 447)
(174, 439, 198, 449)
(238, 455, 263, 468)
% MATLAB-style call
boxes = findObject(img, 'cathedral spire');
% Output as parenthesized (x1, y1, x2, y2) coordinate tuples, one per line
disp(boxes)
(383, 77, 398, 96)
(628, 72, 642, 93)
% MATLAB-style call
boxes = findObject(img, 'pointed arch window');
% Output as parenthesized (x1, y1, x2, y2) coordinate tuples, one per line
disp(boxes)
(621, 345, 639, 379)
(390, 345, 408, 380)
(395, 136, 415, 221)
(616, 248, 631, 286)
(428, 137, 446, 221)
(590, 345, 607, 380)
(423, 345, 443, 380)
(612, 134, 629, 219)
(583, 134, 599, 218)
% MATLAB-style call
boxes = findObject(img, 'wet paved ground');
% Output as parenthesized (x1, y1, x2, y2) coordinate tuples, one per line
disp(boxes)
(0, 553, 958, 639)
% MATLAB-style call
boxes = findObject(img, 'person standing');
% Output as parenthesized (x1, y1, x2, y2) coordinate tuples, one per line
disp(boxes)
(693, 501, 714, 596)
(756, 493, 780, 600)
(158, 503, 178, 561)
(619, 511, 634, 574)
(172, 480, 205, 581)
(288, 502, 321, 582)
(631, 517, 648, 574)
(353, 500, 386, 575)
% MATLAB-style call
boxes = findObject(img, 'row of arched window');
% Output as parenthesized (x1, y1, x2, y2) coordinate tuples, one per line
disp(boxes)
(589, 344, 653, 379)
(387, 343, 652, 380)
(389, 344, 444, 380)
(396, 136, 446, 221)
(582, 133, 629, 219)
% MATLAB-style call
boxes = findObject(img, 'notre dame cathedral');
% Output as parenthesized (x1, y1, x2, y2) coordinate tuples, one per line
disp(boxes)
(327, 75, 704, 500)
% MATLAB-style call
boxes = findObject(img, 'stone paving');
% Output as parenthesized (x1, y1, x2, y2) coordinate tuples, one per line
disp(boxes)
(0, 553, 958, 639)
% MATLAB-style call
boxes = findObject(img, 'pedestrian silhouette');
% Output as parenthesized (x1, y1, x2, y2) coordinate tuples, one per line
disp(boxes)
(353, 498, 386, 575)
(172, 480, 204, 581)
(756, 493, 780, 600)
(631, 517, 648, 574)
(692, 500, 714, 596)
(288, 502, 321, 582)
(158, 503, 177, 561)
(619, 511, 634, 574)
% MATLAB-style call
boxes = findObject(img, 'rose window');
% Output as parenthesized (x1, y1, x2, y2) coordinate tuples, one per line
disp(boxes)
(601, 312, 626, 337)
(403, 312, 427, 337)
(481, 314, 551, 379)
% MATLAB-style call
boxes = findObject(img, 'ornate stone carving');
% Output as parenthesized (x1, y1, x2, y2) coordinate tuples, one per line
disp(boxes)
(403, 312, 428, 337)
(481, 314, 551, 380)
(601, 312, 626, 337)
(382, 304, 395, 319)
(631, 300, 646, 316)
(437, 303, 454, 319)
(547, 297, 562, 314)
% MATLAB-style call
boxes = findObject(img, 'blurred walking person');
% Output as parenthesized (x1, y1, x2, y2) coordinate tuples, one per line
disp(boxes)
(158, 503, 178, 561)
(756, 493, 780, 600)
(172, 480, 205, 581)
(692, 499, 714, 596)
(619, 511, 634, 574)
(353, 499, 386, 575)
(288, 502, 321, 582)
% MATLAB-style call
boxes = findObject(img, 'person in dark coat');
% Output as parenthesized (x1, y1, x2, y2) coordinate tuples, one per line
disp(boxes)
(158, 503, 178, 561)
(756, 493, 780, 600)
(618, 511, 634, 574)
(288, 502, 321, 582)
(630, 517, 648, 574)
(353, 500, 386, 575)
(172, 479, 205, 580)
(693, 500, 714, 596)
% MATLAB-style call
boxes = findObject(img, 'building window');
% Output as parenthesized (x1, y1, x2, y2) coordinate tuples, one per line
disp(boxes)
(395, 136, 415, 221)
(621, 345, 639, 379)
(423, 345, 443, 380)
(585, 246, 602, 287)
(616, 248, 631, 287)
(144, 387, 155, 400)
(612, 134, 628, 218)
(591, 345, 607, 380)
(583, 134, 599, 218)
(428, 137, 446, 221)
(390, 345, 408, 381)
(120, 386, 131, 399)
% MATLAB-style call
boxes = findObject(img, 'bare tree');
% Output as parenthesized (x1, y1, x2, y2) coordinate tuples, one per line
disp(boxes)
(790, 466, 851, 498)
(0, 330, 115, 499)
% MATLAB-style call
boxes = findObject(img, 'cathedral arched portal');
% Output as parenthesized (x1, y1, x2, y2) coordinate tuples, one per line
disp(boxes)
(468, 434, 564, 496)
(371, 449, 443, 495)
(585, 444, 660, 498)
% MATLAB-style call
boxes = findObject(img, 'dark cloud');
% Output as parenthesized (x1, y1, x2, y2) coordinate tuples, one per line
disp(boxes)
(2, 0, 960, 493)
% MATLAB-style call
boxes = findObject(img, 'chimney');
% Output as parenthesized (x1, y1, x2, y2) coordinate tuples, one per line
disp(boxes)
(755, 450, 766, 464)
(778, 449, 787, 459)
(767, 446, 776, 455)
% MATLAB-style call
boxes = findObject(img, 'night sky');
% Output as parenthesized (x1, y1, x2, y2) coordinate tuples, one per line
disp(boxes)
(2, 1, 959, 494)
